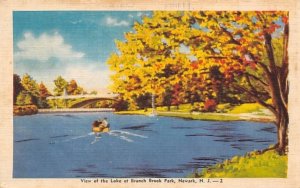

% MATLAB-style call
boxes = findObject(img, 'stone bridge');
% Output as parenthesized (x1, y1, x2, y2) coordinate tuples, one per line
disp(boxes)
(47, 94, 118, 108)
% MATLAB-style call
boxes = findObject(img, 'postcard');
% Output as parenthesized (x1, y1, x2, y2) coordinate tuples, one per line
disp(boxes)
(0, 0, 299, 188)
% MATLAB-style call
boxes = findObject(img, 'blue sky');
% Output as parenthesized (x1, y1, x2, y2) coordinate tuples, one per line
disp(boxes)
(13, 11, 151, 92)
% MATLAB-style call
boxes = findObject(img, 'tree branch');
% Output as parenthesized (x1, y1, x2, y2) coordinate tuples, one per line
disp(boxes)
(244, 72, 268, 87)
(220, 26, 241, 45)
(245, 74, 270, 96)
(233, 84, 276, 114)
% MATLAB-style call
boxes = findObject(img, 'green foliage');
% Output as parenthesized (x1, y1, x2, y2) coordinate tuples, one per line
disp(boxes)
(53, 76, 85, 96)
(53, 76, 68, 96)
(20, 73, 40, 105)
(21, 73, 39, 98)
(16, 91, 33, 106)
(194, 150, 287, 178)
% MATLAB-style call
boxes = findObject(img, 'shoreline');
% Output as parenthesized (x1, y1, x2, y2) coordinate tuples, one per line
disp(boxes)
(14, 108, 275, 123)
(116, 110, 275, 123)
(38, 108, 115, 114)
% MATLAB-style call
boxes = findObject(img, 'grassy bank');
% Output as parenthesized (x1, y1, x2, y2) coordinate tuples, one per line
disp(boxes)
(158, 111, 241, 121)
(189, 149, 287, 178)
(116, 102, 274, 122)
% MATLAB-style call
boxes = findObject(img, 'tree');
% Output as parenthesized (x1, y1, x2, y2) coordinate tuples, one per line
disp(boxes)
(53, 76, 68, 96)
(107, 11, 289, 154)
(21, 73, 40, 105)
(16, 91, 33, 106)
(13, 74, 24, 104)
(67, 79, 84, 95)
(107, 12, 191, 109)
(185, 11, 289, 154)
(39, 82, 51, 99)
(38, 82, 51, 108)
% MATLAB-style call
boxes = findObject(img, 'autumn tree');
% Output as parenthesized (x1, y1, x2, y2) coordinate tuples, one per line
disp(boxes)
(67, 79, 83, 95)
(184, 11, 289, 154)
(39, 82, 51, 99)
(107, 11, 289, 154)
(38, 82, 51, 108)
(108, 12, 191, 110)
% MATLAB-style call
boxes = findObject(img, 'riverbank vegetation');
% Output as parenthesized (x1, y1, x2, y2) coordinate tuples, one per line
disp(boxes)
(116, 102, 274, 121)
(189, 149, 287, 178)
(13, 105, 38, 116)
(108, 11, 289, 154)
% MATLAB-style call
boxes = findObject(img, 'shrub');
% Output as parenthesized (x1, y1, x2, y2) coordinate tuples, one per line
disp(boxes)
(113, 99, 129, 111)
(203, 99, 217, 112)
(13, 105, 38, 116)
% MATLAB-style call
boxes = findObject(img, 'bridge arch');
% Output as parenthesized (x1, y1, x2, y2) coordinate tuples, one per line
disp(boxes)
(70, 98, 116, 108)
(46, 93, 119, 108)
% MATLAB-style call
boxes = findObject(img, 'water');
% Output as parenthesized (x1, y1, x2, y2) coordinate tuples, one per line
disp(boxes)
(13, 112, 276, 178)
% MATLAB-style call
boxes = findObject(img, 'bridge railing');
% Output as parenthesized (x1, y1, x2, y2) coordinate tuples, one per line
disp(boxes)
(47, 94, 119, 100)
(38, 108, 115, 113)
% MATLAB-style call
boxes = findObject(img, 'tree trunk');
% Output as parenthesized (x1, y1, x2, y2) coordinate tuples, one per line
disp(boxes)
(276, 106, 289, 155)
(263, 31, 289, 155)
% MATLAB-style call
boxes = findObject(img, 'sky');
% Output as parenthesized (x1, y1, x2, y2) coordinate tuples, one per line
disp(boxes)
(13, 11, 151, 93)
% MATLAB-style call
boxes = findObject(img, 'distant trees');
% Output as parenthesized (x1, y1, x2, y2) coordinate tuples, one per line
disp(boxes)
(54, 76, 84, 96)
(13, 73, 52, 108)
(14, 74, 87, 109)
(16, 91, 33, 106)
(67, 79, 83, 95)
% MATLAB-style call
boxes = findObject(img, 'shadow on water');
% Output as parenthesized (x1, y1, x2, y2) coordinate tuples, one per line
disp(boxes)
(15, 138, 40, 143)
(121, 123, 154, 132)
(260, 126, 276, 133)
(54, 114, 80, 119)
(202, 125, 236, 132)
(70, 166, 110, 178)
(50, 134, 70, 139)
(116, 167, 184, 178)
(171, 126, 204, 130)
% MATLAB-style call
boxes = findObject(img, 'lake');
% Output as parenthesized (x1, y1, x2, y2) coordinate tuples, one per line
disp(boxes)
(13, 112, 276, 178)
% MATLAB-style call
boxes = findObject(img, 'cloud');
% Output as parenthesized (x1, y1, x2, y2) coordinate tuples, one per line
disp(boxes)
(14, 32, 85, 62)
(63, 64, 111, 91)
(137, 12, 143, 17)
(105, 16, 129, 27)
(71, 19, 83, 24)
(14, 31, 111, 92)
